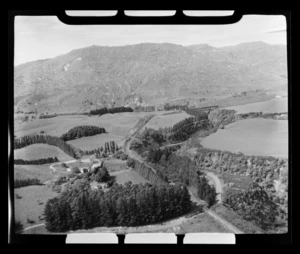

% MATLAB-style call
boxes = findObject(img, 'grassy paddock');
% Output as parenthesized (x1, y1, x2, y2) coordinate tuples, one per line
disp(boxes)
(14, 185, 58, 230)
(14, 144, 74, 162)
(14, 164, 54, 182)
(210, 204, 264, 234)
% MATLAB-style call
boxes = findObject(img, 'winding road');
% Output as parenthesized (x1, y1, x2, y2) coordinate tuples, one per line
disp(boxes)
(124, 114, 243, 234)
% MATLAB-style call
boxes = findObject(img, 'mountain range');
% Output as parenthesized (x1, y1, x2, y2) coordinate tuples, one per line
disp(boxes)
(14, 41, 287, 114)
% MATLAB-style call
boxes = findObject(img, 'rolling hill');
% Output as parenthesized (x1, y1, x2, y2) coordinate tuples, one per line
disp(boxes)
(14, 42, 287, 114)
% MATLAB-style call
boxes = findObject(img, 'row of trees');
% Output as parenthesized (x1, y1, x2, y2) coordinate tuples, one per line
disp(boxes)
(14, 135, 77, 158)
(164, 116, 212, 142)
(14, 157, 59, 165)
(44, 181, 192, 232)
(163, 103, 188, 111)
(83, 141, 120, 156)
(89, 106, 133, 116)
(60, 125, 106, 141)
(15, 178, 42, 188)
(197, 175, 217, 207)
(127, 158, 168, 185)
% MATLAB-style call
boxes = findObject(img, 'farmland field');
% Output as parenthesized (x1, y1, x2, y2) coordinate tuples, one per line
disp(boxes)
(14, 112, 149, 138)
(67, 133, 124, 150)
(224, 97, 288, 114)
(14, 185, 58, 230)
(110, 170, 150, 185)
(14, 164, 54, 182)
(201, 118, 288, 158)
(14, 144, 74, 161)
(103, 158, 127, 172)
(145, 110, 191, 129)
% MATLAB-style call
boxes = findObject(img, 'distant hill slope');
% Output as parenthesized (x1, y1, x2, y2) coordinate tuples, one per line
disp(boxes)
(14, 143, 74, 161)
(14, 42, 287, 114)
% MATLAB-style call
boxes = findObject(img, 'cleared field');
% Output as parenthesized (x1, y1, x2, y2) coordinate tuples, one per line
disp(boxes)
(14, 144, 74, 161)
(67, 133, 124, 150)
(14, 185, 58, 230)
(145, 111, 191, 129)
(174, 212, 231, 233)
(224, 97, 288, 114)
(110, 170, 150, 185)
(14, 112, 149, 138)
(201, 118, 288, 158)
(210, 204, 264, 233)
(103, 158, 127, 172)
(14, 164, 54, 182)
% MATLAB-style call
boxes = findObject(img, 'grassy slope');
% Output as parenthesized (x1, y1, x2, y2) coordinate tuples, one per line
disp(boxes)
(14, 164, 54, 182)
(145, 111, 192, 129)
(224, 97, 288, 114)
(110, 170, 150, 185)
(201, 118, 288, 158)
(210, 204, 264, 234)
(14, 185, 58, 230)
(14, 143, 74, 161)
(14, 112, 148, 138)
(66, 133, 124, 150)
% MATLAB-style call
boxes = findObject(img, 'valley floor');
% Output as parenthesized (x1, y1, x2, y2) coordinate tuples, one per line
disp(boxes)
(13, 95, 288, 235)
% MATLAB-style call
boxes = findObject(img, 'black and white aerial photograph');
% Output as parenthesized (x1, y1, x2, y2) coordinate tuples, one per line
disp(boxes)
(12, 12, 288, 236)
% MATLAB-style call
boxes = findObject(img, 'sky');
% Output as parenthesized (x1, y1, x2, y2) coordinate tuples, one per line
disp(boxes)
(14, 13, 287, 66)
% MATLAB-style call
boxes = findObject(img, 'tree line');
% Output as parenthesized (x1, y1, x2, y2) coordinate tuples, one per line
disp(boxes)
(163, 103, 188, 111)
(44, 180, 192, 232)
(144, 147, 217, 205)
(14, 157, 59, 165)
(89, 106, 133, 116)
(82, 141, 119, 156)
(163, 116, 212, 142)
(60, 125, 106, 141)
(14, 135, 77, 158)
(197, 174, 217, 207)
(15, 178, 42, 188)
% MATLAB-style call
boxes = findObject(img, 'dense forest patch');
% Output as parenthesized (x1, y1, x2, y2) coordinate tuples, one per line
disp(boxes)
(44, 181, 191, 232)
(89, 106, 133, 116)
(60, 125, 106, 141)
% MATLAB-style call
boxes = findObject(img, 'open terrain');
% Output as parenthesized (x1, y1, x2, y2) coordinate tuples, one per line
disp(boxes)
(224, 96, 288, 114)
(201, 118, 288, 158)
(14, 164, 54, 182)
(66, 133, 124, 150)
(14, 143, 74, 161)
(110, 169, 150, 185)
(14, 185, 58, 230)
(14, 112, 148, 139)
(145, 110, 191, 129)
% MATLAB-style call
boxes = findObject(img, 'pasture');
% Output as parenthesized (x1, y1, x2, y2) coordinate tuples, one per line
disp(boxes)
(14, 164, 54, 182)
(103, 158, 127, 172)
(14, 112, 149, 138)
(224, 97, 288, 114)
(110, 169, 150, 185)
(67, 133, 124, 150)
(14, 144, 74, 161)
(14, 185, 58, 230)
(201, 118, 288, 158)
(145, 110, 191, 129)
